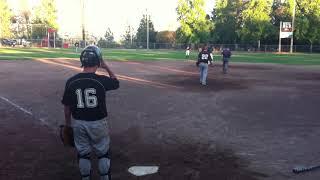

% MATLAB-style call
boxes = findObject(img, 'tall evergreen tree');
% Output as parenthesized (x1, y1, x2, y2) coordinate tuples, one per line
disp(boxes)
(135, 14, 157, 47)
(121, 25, 134, 45)
(104, 28, 114, 43)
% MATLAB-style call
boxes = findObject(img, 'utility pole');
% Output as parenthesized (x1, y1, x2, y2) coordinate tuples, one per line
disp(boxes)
(47, 25, 49, 48)
(81, 0, 86, 46)
(279, 21, 282, 53)
(146, 9, 149, 50)
(290, 0, 296, 53)
(130, 25, 133, 46)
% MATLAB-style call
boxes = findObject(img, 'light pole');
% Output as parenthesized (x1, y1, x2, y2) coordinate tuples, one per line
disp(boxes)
(146, 9, 149, 50)
(130, 25, 133, 46)
(81, 0, 86, 45)
(290, 0, 296, 53)
(279, 21, 282, 53)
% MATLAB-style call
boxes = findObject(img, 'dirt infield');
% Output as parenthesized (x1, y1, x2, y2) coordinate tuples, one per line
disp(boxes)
(1, 59, 320, 180)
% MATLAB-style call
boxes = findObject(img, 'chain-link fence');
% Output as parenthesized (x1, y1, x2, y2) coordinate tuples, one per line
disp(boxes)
(205, 44, 320, 53)
(90, 41, 320, 53)
(1, 38, 320, 53)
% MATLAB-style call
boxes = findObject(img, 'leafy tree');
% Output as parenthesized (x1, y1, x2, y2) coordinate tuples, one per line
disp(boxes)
(11, 15, 27, 38)
(239, 0, 273, 47)
(19, 0, 32, 38)
(294, 0, 320, 50)
(31, 0, 58, 39)
(176, 27, 188, 43)
(266, 0, 295, 44)
(271, 0, 294, 25)
(176, 0, 212, 43)
(210, 0, 247, 44)
(38, 0, 58, 29)
(0, 0, 12, 38)
(136, 14, 157, 47)
(156, 31, 176, 44)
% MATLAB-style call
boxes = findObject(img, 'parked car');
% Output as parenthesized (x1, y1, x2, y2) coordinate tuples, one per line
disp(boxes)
(1, 39, 16, 47)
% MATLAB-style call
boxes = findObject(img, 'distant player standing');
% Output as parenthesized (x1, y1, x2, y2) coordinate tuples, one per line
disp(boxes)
(75, 42, 80, 53)
(196, 45, 212, 86)
(61, 45, 119, 180)
(185, 46, 190, 59)
(221, 48, 232, 74)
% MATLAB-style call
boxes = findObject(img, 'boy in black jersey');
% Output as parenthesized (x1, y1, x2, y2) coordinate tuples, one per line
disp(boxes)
(62, 45, 119, 180)
(221, 48, 232, 74)
(196, 45, 212, 86)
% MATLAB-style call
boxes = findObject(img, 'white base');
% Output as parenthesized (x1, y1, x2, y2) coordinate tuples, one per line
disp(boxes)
(128, 166, 159, 176)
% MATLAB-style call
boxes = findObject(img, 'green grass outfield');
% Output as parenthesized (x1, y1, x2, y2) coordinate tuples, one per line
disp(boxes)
(0, 47, 320, 65)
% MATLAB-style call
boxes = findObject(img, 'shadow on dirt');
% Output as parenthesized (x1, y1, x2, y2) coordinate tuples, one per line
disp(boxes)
(181, 63, 273, 72)
(150, 74, 249, 92)
(110, 126, 268, 180)
(228, 64, 273, 71)
(292, 72, 320, 81)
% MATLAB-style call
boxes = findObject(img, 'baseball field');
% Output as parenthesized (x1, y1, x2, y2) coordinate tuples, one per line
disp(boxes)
(1, 47, 320, 180)
(1, 47, 320, 64)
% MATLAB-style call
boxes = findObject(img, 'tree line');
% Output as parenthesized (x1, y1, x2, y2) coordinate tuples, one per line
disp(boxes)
(0, 0, 57, 40)
(1, 0, 319, 47)
(103, 0, 320, 48)
(176, 0, 320, 46)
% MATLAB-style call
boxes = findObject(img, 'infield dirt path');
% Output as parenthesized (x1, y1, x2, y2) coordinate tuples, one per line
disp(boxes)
(1, 59, 320, 180)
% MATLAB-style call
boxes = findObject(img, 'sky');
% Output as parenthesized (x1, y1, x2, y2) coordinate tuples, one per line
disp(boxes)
(8, 0, 216, 41)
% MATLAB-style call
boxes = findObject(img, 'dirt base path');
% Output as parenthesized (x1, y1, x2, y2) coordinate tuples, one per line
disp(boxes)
(1, 59, 320, 180)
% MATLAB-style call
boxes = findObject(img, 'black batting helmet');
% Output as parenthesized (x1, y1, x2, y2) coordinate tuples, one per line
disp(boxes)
(80, 45, 102, 67)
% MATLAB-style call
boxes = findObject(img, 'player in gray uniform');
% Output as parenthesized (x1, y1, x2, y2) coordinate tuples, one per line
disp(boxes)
(62, 45, 119, 180)
(196, 45, 212, 86)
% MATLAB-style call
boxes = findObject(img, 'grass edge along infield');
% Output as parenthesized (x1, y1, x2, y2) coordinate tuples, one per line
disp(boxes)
(1, 47, 320, 65)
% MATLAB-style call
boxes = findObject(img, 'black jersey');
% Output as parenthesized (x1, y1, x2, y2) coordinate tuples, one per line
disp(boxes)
(222, 49, 232, 58)
(197, 50, 212, 64)
(61, 73, 119, 121)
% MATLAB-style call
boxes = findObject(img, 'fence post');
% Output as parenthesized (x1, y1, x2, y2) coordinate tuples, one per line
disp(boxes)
(265, 45, 267, 53)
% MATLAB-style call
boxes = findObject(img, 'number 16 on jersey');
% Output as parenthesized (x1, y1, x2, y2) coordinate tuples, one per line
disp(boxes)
(75, 88, 98, 108)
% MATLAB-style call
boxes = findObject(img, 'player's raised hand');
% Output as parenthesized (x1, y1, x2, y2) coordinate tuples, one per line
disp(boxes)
(100, 59, 108, 69)
(100, 60, 117, 79)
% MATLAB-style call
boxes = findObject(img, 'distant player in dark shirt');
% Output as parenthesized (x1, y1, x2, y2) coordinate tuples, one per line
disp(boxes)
(62, 45, 119, 180)
(75, 42, 79, 53)
(196, 45, 212, 86)
(221, 48, 232, 74)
